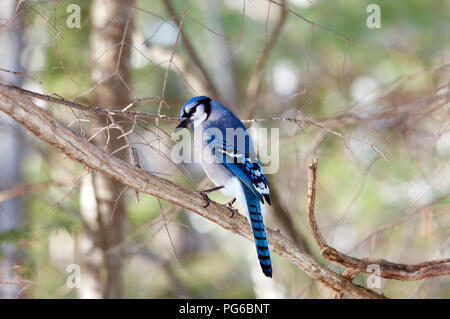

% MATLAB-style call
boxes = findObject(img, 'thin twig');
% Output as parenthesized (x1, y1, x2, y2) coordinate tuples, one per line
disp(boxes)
(162, 0, 220, 100)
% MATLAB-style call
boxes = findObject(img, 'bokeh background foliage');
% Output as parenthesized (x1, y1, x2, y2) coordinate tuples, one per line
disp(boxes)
(0, 0, 449, 298)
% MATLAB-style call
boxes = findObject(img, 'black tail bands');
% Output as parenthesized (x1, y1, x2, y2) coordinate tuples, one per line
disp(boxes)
(242, 185, 273, 278)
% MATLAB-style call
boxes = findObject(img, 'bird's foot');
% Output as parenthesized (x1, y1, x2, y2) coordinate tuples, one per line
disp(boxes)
(225, 198, 237, 218)
(197, 185, 224, 208)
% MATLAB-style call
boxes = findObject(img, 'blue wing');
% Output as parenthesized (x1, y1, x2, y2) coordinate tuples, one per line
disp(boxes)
(207, 136, 271, 205)
(206, 134, 273, 277)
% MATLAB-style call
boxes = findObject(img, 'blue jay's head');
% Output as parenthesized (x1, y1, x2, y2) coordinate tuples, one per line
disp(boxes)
(174, 96, 212, 132)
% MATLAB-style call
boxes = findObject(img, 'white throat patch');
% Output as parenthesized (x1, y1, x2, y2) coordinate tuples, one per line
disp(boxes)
(190, 103, 207, 128)
(193, 112, 207, 128)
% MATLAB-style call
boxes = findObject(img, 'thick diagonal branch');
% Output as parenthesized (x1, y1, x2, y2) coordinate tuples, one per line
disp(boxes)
(0, 85, 383, 299)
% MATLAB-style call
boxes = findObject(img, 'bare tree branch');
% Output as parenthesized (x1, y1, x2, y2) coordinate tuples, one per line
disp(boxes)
(0, 182, 52, 203)
(0, 83, 384, 299)
(306, 159, 450, 281)
(161, 0, 221, 100)
(0, 83, 177, 121)
(245, 0, 288, 114)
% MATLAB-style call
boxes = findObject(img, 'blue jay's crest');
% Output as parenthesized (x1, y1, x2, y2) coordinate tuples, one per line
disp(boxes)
(175, 96, 273, 278)
(182, 96, 211, 110)
(180, 96, 211, 119)
(175, 96, 212, 131)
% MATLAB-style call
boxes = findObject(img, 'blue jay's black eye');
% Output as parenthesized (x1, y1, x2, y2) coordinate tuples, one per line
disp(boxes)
(182, 107, 194, 119)
(183, 106, 196, 118)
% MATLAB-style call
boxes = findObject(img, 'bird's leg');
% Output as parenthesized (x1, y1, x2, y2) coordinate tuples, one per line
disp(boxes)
(225, 198, 237, 218)
(226, 198, 236, 207)
(197, 185, 224, 208)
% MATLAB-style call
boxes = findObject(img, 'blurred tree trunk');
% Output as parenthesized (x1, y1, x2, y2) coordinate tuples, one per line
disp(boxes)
(78, 0, 135, 299)
(0, 0, 25, 299)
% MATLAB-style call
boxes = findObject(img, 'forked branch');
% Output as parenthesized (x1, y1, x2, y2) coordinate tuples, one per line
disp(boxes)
(306, 159, 450, 281)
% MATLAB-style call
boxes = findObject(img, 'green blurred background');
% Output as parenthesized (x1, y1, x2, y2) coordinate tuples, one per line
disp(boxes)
(0, 0, 448, 298)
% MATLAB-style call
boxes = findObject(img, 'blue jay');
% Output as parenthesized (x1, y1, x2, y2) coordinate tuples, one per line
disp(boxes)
(174, 96, 273, 278)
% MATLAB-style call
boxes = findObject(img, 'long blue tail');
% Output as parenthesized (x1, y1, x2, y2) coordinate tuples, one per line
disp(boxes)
(242, 185, 273, 277)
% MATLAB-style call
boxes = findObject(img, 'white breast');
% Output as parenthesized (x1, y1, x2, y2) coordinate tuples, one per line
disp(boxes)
(194, 125, 242, 203)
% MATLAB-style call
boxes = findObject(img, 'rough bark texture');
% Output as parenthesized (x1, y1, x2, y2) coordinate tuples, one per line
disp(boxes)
(0, 85, 385, 299)
(77, 0, 135, 299)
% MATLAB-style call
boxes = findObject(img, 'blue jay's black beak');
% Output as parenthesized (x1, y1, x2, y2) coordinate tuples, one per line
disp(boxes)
(174, 119, 190, 133)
